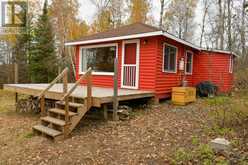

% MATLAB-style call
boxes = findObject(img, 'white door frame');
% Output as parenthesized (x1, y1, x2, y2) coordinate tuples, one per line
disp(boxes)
(121, 39, 140, 89)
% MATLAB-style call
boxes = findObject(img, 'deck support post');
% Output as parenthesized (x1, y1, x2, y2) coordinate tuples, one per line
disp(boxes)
(15, 92, 18, 111)
(148, 97, 160, 105)
(113, 58, 119, 121)
(103, 104, 108, 120)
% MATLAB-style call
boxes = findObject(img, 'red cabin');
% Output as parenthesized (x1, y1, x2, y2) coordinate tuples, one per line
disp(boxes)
(65, 23, 236, 100)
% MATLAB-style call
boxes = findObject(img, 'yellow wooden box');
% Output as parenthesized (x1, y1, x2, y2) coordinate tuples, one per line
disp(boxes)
(172, 87, 196, 105)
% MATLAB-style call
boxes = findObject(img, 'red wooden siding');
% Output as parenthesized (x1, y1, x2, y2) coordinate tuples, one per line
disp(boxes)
(138, 37, 157, 91)
(193, 51, 233, 92)
(75, 36, 234, 99)
(155, 36, 196, 99)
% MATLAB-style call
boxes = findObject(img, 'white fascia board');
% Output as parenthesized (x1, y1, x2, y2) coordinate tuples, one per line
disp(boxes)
(201, 48, 239, 57)
(65, 31, 163, 46)
(162, 32, 200, 50)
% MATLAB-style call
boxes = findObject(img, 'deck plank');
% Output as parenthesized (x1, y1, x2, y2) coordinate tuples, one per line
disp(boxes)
(3, 84, 155, 106)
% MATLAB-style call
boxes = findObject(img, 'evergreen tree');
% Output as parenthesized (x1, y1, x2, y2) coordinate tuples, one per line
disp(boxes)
(13, 18, 33, 83)
(29, 0, 57, 83)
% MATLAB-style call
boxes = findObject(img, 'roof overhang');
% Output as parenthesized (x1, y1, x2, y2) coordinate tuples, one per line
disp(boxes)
(201, 48, 239, 57)
(65, 31, 238, 57)
(65, 31, 163, 46)
(65, 30, 201, 51)
(162, 32, 200, 50)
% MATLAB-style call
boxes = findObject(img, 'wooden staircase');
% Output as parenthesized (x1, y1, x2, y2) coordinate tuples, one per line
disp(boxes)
(32, 68, 92, 140)
(33, 101, 89, 140)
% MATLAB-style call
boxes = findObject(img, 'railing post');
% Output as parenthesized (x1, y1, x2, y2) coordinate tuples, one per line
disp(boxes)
(87, 69, 92, 110)
(113, 58, 119, 121)
(63, 69, 69, 137)
(40, 95, 45, 116)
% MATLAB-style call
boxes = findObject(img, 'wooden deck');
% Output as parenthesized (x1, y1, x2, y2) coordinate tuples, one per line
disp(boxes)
(4, 84, 155, 107)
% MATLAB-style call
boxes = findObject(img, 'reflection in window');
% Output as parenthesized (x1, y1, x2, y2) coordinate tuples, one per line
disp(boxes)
(163, 44, 177, 72)
(186, 51, 193, 74)
(81, 46, 116, 73)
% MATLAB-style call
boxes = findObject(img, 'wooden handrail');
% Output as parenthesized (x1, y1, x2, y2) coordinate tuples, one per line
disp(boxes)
(38, 68, 69, 100)
(38, 68, 68, 116)
(60, 68, 92, 101)
(61, 67, 92, 137)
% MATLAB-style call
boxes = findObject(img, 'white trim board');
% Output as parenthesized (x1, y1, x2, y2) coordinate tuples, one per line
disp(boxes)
(65, 30, 200, 51)
(162, 43, 178, 74)
(66, 29, 238, 57)
(201, 48, 239, 57)
(78, 43, 118, 76)
(65, 31, 163, 46)
(185, 50, 194, 75)
(121, 39, 140, 89)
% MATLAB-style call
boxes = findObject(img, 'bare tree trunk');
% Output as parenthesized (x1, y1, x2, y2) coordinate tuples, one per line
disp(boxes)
(218, 0, 224, 50)
(200, 0, 209, 47)
(159, 0, 165, 28)
(183, 7, 189, 40)
(241, 0, 246, 57)
(227, 0, 232, 51)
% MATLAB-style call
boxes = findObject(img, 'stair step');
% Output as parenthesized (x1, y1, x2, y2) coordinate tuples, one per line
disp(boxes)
(56, 101, 84, 108)
(49, 108, 78, 116)
(33, 124, 62, 137)
(41, 116, 65, 126)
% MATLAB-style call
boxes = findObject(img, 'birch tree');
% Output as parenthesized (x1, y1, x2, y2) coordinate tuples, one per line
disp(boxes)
(163, 0, 197, 41)
(199, 0, 211, 47)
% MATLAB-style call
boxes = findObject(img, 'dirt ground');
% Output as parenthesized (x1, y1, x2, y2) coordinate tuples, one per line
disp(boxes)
(0, 90, 247, 165)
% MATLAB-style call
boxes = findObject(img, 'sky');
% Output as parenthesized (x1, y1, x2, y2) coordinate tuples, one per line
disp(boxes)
(78, 0, 203, 44)
(0, 0, 203, 44)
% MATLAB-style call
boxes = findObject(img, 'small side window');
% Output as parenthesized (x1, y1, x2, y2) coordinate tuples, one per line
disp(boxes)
(185, 51, 193, 74)
(163, 44, 177, 73)
(229, 55, 233, 73)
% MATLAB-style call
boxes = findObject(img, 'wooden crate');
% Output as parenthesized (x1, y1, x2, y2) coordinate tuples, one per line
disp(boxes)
(172, 87, 196, 105)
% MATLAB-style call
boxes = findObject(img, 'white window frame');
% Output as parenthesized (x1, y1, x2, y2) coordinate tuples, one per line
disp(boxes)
(185, 50, 194, 75)
(229, 55, 233, 73)
(162, 43, 178, 73)
(79, 43, 118, 76)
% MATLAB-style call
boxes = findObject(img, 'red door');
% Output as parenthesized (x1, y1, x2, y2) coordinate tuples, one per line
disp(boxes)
(122, 41, 139, 89)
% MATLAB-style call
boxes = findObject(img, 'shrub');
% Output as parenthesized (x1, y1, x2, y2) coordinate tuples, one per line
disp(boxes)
(172, 148, 193, 164)
(196, 81, 218, 97)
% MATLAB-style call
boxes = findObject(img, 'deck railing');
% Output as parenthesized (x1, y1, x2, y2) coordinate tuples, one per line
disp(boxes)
(37, 67, 92, 137)
(38, 68, 69, 116)
(122, 64, 136, 87)
(60, 68, 92, 136)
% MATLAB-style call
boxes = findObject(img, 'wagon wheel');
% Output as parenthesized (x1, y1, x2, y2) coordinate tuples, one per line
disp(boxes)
(28, 96, 40, 113)
(31, 98, 55, 114)
(16, 98, 29, 113)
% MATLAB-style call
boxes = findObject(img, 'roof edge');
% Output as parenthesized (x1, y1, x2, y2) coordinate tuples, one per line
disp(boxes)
(201, 48, 239, 57)
(65, 31, 163, 46)
(162, 32, 200, 50)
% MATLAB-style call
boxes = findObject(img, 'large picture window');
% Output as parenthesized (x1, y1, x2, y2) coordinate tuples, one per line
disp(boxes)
(185, 51, 193, 74)
(80, 44, 117, 75)
(163, 43, 177, 73)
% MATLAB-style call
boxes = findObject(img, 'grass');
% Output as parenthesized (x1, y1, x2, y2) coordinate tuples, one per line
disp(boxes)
(0, 89, 15, 113)
(171, 91, 248, 164)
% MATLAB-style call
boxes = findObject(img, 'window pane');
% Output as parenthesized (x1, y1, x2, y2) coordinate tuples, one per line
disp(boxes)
(186, 52, 192, 73)
(164, 45, 177, 72)
(81, 46, 116, 72)
(164, 46, 169, 70)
